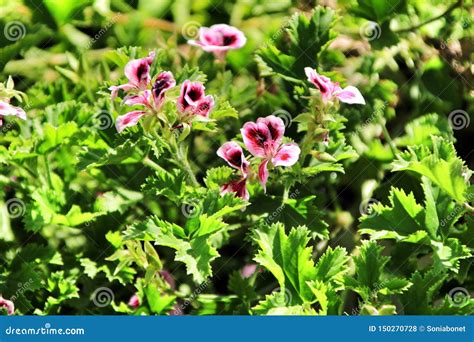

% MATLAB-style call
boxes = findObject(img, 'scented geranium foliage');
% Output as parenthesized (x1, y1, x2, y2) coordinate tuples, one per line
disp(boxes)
(0, 0, 473, 316)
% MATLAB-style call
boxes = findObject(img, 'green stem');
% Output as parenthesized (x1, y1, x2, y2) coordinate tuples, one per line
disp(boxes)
(177, 143, 199, 186)
(394, 0, 462, 33)
(379, 117, 397, 157)
(43, 155, 53, 188)
(143, 157, 167, 174)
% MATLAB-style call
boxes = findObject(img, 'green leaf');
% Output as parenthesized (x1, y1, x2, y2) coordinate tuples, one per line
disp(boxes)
(392, 136, 471, 203)
(257, 7, 337, 81)
(345, 241, 389, 300)
(359, 188, 425, 236)
(314, 246, 349, 286)
(253, 224, 316, 304)
(124, 216, 219, 283)
(351, 0, 407, 22)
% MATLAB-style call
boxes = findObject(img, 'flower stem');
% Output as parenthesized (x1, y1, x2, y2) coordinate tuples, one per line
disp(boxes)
(177, 143, 199, 186)
(143, 157, 167, 174)
(43, 155, 53, 188)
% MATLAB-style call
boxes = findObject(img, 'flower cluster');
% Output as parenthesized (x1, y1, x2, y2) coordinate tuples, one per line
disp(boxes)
(218, 115, 301, 200)
(110, 52, 214, 133)
(304, 67, 365, 105)
(188, 24, 246, 60)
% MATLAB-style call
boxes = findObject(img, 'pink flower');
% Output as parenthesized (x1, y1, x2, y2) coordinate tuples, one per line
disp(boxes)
(152, 72, 176, 111)
(241, 115, 300, 190)
(128, 294, 140, 309)
(304, 67, 365, 105)
(188, 24, 246, 59)
(0, 296, 14, 315)
(217, 141, 250, 200)
(241, 264, 257, 278)
(177, 80, 214, 118)
(160, 270, 176, 290)
(0, 100, 26, 126)
(115, 110, 147, 133)
(109, 51, 155, 100)
(217, 142, 250, 177)
(220, 178, 249, 201)
(113, 69, 175, 132)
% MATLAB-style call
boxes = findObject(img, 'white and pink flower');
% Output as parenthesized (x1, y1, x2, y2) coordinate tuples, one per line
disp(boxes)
(217, 142, 250, 177)
(241, 115, 300, 190)
(109, 52, 155, 100)
(304, 67, 365, 105)
(110, 54, 176, 132)
(177, 80, 214, 118)
(128, 294, 140, 309)
(0, 100, 26, 127)
(188, 24, 246, 59)
(0, 296, 14, 315)
(217, 142, 250, 200)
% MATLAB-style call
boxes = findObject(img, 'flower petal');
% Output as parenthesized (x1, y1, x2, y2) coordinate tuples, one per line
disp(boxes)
(192, 24, 246, 53)
(220, 178, 249, 201)
(0, 296, 14, 315)
(241, 121, 271, 158)
(257, 115, 285, 147)
(152, 71, 176, 110)
(123, 90, 151, 106)
(272, 143, 301, 167)
(123, 52, 154, 89)
(217, 141, 249, 175)
(109, 84, 135, 100)
(304, 67, 335, 101)
(0, 101, 26, 121)
(193, 95, 214, 117)
(177, 80, 205, 113)
(115, 110, 147, 133)
(258, 159, 270, 192)
(128, 294, 140, 309)
(334, 85, 366, 105)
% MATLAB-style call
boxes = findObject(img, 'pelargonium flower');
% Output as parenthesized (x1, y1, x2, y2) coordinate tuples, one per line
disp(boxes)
(109, 51, 155, 100)
(177, 80, 214, 118)
(128, 294, 140, 309)
(304, 67, 365, 105)
(114, 71, 176, 132)
(217, 141, 250, 200)
(0, 100, 26, 127)
(188, 24, 246, 59)
(217, 142, 250, 176)
(220, 178, 249, 201)
(241, 115, 300, 190)
(0, 296, 14, 315)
